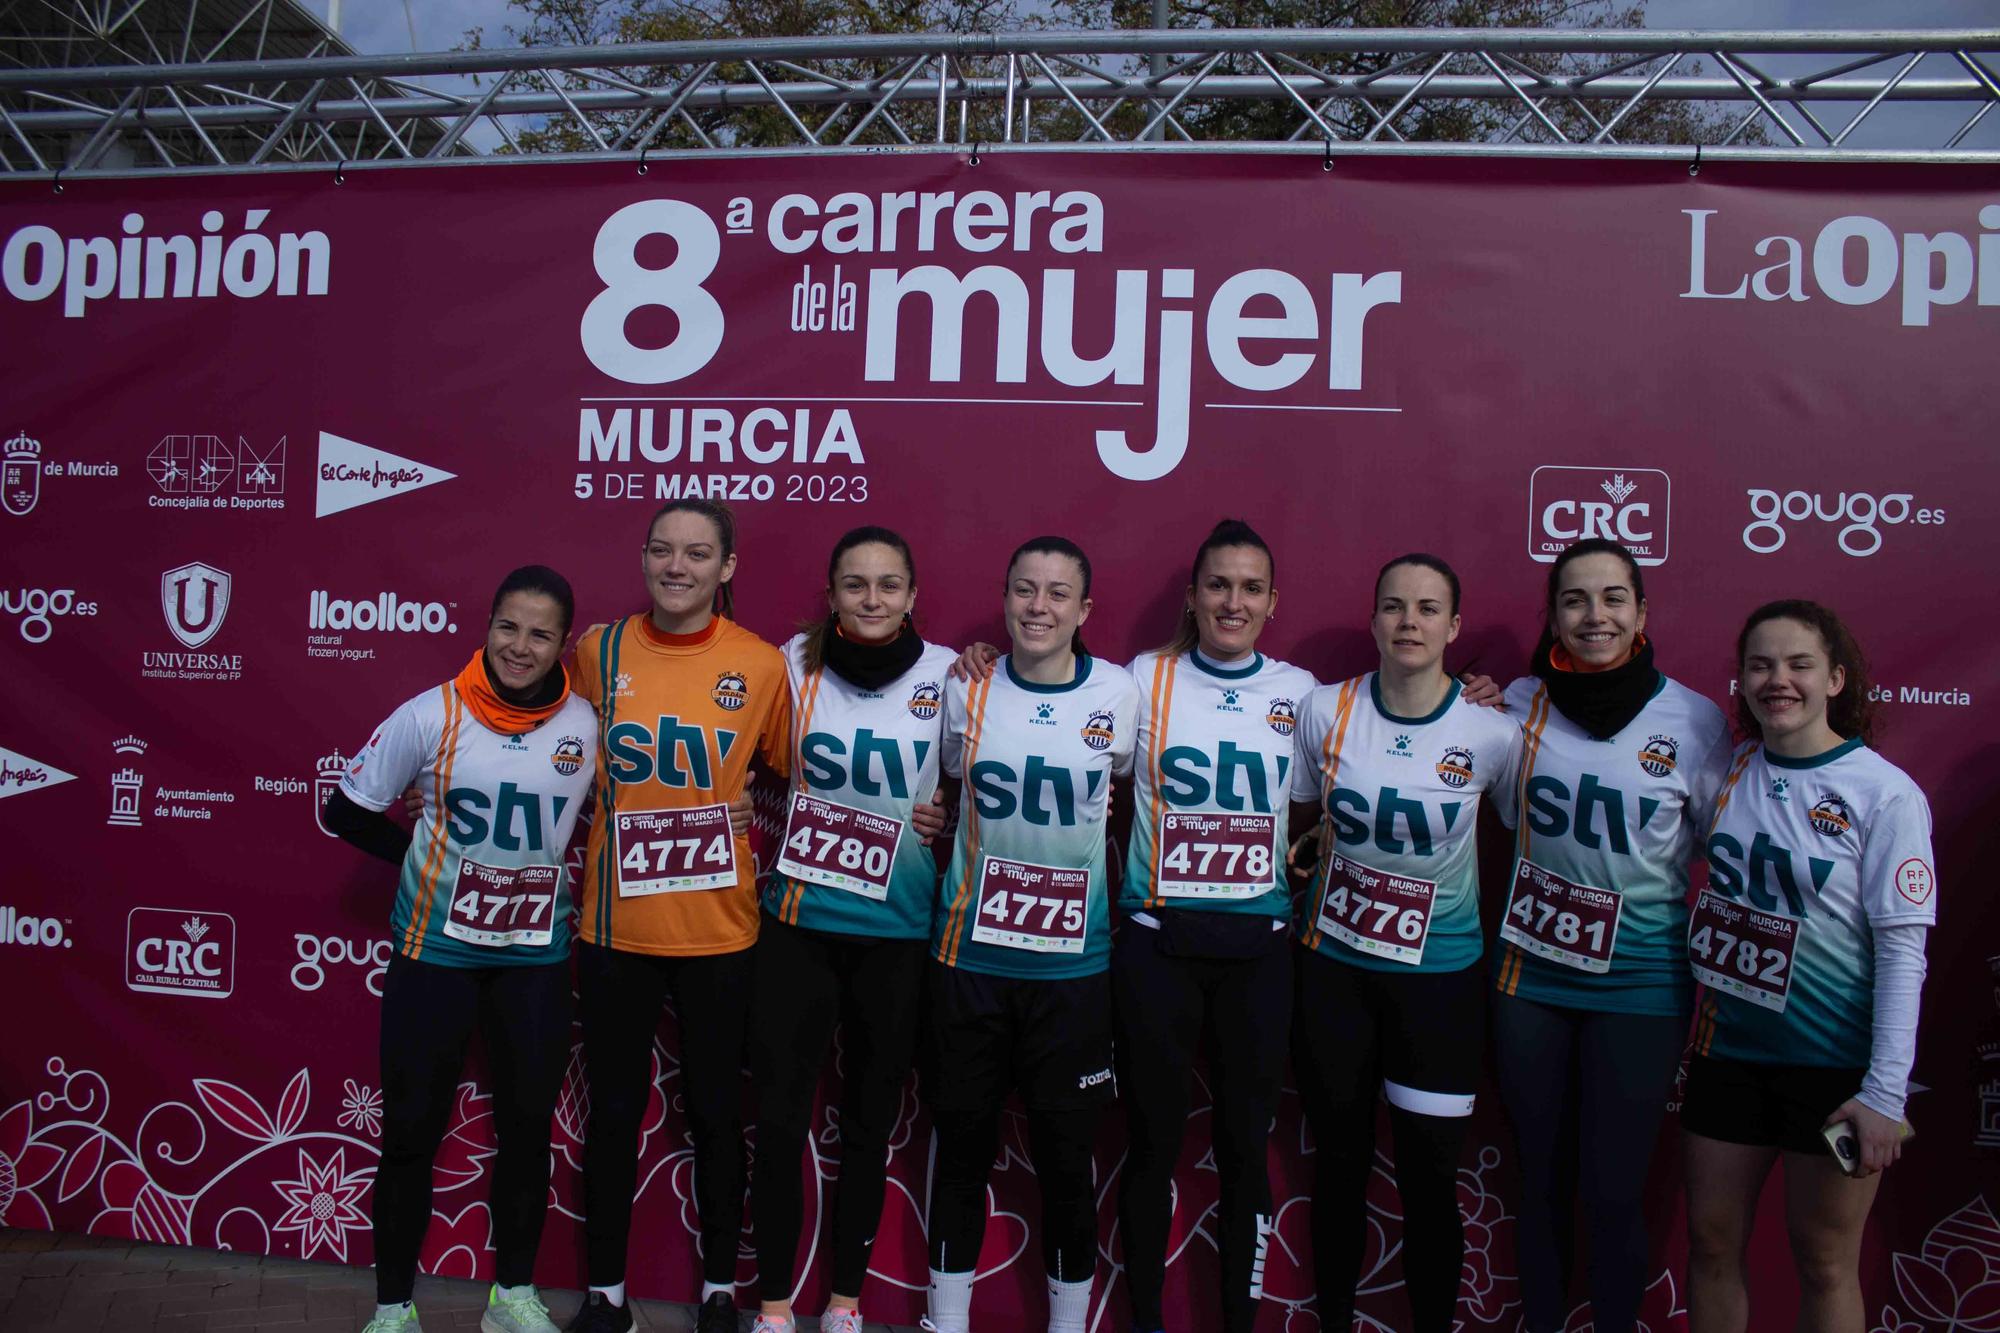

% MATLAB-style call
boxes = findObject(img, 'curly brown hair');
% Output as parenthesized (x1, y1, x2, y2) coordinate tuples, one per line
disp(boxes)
(1733, 599, 1877, 745)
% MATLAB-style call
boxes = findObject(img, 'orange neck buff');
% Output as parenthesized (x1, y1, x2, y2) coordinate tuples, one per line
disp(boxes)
(452, 650, 571, 735)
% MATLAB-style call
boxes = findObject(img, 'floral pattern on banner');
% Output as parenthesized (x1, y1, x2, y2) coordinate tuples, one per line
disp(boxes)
(1872, 1195, 2000, 1333)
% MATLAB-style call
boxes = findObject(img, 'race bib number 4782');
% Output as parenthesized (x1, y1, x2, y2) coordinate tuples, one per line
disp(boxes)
(614, 804, 737, 896)
(1687, 889, 1797, 1013)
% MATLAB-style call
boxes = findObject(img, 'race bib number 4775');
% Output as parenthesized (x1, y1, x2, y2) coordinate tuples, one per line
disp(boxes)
(971, 856, 1088, 954)
(614, 804, 737, 896)
(1499, 858, 1621, 973)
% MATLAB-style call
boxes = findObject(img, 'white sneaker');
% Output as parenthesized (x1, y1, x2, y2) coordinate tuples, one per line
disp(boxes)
(820, 1308, 865, 1333)
(480, 1284, 558, 1333)
(750, 1316, 794, 1333)
(362, 1304, 423, 1333)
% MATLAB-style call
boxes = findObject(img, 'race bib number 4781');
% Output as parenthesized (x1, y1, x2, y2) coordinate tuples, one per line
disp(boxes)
(1499, 858, 1622, 973)
(614, 804, 737, 896)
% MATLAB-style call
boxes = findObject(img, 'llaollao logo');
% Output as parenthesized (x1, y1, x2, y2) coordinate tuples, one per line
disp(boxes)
(712, 671, 748, 712)
(1638, 734, 1679, 778)
(551, 736, 587, 777)
(1266, 697, 1296, 737)
(1436, 747, 1474, 789)
(1081, 710, 1116, 751)
(908, 681, 942, 720)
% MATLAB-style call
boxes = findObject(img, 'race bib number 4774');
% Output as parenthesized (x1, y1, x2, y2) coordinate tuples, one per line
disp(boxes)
(614, 804, 737, 896)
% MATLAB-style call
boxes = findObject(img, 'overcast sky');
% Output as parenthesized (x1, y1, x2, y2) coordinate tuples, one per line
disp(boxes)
(308, 0, 2000, 151)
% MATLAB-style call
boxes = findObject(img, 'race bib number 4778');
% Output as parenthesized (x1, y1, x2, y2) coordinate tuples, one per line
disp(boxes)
(614, 804, 737, 896)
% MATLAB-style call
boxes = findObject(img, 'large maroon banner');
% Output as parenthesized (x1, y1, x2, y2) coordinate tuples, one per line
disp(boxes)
(2, 153, 1996, 1332)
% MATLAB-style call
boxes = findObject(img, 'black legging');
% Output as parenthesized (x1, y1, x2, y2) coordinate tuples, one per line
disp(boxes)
(578, 941, 753, 1288)
(373, 953, 570, 1305)
(1493, 993, 1689, 1333)
(1113, 922, 1290, 1333)
(749, 915, 925, 1298)
(928, 1103, 1099, 1285)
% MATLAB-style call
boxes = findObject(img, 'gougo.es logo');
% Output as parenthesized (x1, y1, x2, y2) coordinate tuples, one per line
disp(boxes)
(290, 932, 392, 995)
(1742, 488, 1945, 557)
(2, 587, 99, 642)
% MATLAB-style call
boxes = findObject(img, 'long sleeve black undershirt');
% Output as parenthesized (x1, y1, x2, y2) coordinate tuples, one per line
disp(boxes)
(323, 787, 414, 866)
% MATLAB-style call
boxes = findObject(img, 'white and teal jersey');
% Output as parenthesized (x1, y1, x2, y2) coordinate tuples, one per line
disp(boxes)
(1492, 674, 1732, 1015)
(933, 654, 1139, 979)
(761, 634, 956, 940)
(1121, 648, 1318, 919)
(1291, 674, 1522, 973)
(1694, 738, 1936, 1069)
(341, 680, 598, 969)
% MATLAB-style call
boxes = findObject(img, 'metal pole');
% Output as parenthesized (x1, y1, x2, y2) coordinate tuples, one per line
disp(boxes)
(1146, 13, 1168, 141)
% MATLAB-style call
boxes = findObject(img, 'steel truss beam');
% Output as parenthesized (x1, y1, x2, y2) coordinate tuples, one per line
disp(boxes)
(3, 27, 1998, 177)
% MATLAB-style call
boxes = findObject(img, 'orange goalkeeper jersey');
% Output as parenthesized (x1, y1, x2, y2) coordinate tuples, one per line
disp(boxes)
(576, 614, 790, 956)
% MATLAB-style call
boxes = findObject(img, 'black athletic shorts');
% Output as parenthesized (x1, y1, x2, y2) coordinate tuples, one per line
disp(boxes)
(1293, 944, 1484, 1117)
(1680, 1052, 1867, 1156)
(923, 962, 1115, 1113)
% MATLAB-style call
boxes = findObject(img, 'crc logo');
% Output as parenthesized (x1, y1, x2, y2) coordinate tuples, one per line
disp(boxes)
(126, 907, 235, 998)
(1, 587, 98, 643)
(161, 561, 232, 648)
(1528, 466, 1669, 567)
(0, 904, 70, 948)
(291, 933, 392, 995)
(1742, 489, 1946, 557)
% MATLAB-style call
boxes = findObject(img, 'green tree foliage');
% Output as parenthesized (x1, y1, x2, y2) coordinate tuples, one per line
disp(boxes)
(468, 0, 1761, 152)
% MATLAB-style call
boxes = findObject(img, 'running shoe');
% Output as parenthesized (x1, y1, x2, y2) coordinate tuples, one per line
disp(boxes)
(819, 1308, 865, 1333)
(695, 1291, 739, 1333)
(564, 1292, 634, 1333)
(361, 1305, 422, 1333)
(480, 1285, 558, 1333)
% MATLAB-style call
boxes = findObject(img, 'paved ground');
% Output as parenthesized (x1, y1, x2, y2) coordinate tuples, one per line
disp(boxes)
(0, 1230, 906, 1332)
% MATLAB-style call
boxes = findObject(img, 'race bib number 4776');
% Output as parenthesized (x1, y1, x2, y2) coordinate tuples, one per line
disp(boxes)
(1313, 852, 1435, 966)
(1499, 858, 1621, 973)
(614, 804, 737, 896)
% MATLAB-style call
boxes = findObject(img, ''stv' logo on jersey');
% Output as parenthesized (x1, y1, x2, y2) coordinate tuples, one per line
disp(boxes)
(127, 908, 235, 998)
(315, 750, 348, 836)
(315, 431, 455, 518)
(712, 671, 748, 712)
(1436, 747, 1474, 789)
(551, 736, 586, 777)
(1638, 735, 1679, 778)
(1081, 711, 1116, 751)
(161, 562, 231, 649)
(1266, 698, 1296, 737)
(3, 431, 40, 515)
(0, 744, 76, 800)
(908, 681, 942, 720)
(1809, 794, 1854, 837)
(1528, 466, 1670, 567)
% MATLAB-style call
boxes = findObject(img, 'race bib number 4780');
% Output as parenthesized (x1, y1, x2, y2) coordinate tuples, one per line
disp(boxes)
(971, 856, 1088, 955)
(1499, 858, 1621, 973)
(776, 791, 903, 900)
(614, 804, 737, 896)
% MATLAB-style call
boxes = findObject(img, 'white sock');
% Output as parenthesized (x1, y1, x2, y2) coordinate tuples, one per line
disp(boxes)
(702, 1281, 734, 1304)
(497, 1283, 535, 1300)
(590, 1282, 626, 1308)
(927, 1267, 974, 1333)
(1047, 1275, 1091, 1333)
(374, 1302, 413, 1319)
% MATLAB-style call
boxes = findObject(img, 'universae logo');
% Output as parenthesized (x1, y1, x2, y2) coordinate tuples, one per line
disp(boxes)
(1528, 466, 1670, 567)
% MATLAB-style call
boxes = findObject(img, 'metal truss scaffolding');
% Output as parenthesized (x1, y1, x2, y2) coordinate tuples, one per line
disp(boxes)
(3, 23, 1998, 177)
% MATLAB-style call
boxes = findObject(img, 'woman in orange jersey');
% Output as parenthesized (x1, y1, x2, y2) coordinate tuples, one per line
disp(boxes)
(566, 499, 791, 1333)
